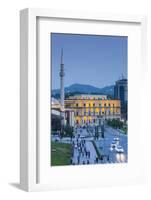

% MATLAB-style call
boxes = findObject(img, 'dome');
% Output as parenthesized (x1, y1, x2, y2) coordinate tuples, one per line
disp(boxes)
(51, 98, 61, 109)
(52, 97, 60, 105)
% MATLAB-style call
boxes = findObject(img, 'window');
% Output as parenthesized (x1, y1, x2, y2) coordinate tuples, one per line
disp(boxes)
(84, 103, 86, 107)
(104, 103, 106, 107)
(99, 103, 101, 107)
(76, 103, 78, 107)
(93, 103, 95, 107)
(108, 103, 110, 107)
(76, 112, 78, 116)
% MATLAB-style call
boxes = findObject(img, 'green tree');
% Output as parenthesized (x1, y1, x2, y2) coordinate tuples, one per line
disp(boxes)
(64, 124, 74, 138)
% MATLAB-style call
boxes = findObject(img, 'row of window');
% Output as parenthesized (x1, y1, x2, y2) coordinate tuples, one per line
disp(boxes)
(75, 103, 114, 107)
(75, 111, 118, 116)
(76, 119, 97, 124)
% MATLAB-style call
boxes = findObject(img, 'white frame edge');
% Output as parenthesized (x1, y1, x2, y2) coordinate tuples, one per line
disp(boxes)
(20, 8, 147, 192)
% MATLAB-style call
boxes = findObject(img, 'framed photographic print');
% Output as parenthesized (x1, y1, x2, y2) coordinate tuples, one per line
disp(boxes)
(20, 8, 147, 191)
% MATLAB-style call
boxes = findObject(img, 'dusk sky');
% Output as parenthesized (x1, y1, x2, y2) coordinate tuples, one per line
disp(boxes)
(51, 33, 127, 90)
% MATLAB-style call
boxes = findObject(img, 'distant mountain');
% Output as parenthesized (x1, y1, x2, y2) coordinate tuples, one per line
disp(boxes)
(52, 83, 114, 98)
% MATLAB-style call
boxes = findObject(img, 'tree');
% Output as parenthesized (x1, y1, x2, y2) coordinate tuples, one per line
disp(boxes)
(51, 116, 61, 133)
(64, 124, 74, 138)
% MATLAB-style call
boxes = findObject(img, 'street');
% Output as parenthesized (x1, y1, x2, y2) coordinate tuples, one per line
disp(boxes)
(51, 125, 128, 165)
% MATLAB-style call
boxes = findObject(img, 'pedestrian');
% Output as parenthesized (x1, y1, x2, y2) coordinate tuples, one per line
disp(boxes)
(77, 156, 80, 164)
(88, 151, 90, 158)
(87, 160, 89, 164)
(83, 161, 85, 165)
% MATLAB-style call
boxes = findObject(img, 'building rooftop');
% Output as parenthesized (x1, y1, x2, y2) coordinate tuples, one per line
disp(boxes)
(67, 94, 107, 100)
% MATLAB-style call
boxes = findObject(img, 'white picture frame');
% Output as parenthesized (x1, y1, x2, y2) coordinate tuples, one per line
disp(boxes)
(20, 8, 147, 192)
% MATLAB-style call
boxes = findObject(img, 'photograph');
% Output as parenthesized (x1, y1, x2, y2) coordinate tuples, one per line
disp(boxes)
(51, 33, 128, 166)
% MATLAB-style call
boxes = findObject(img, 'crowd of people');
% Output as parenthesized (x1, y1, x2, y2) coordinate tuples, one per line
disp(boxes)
(70, 130, 99, 165)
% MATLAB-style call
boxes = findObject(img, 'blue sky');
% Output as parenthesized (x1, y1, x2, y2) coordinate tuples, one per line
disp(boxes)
(51, 33, 127, 90)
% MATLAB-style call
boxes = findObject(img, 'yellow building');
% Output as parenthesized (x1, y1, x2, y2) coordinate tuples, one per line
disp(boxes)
(65, 94, 121, 126)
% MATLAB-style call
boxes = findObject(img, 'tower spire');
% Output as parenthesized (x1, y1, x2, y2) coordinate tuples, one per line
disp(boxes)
(61, 48, 63, 64)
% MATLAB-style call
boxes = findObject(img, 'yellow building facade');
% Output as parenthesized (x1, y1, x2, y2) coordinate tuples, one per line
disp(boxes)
(65, 95, 121, 126)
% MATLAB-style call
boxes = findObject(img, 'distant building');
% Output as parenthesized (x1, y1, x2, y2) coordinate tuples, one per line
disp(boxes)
(65, 94, 121, 126)
(114, 78, 127, 120)
(51, 98, 74, 128)
(51, 98, 62, 132)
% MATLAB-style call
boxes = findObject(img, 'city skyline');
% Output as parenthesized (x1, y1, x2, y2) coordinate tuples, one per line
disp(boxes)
(51, 33, 127, 90)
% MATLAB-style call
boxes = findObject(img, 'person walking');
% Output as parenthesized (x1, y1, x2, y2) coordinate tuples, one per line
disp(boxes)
(77, 155, 80, 164)
(96, 157, 99, 164)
